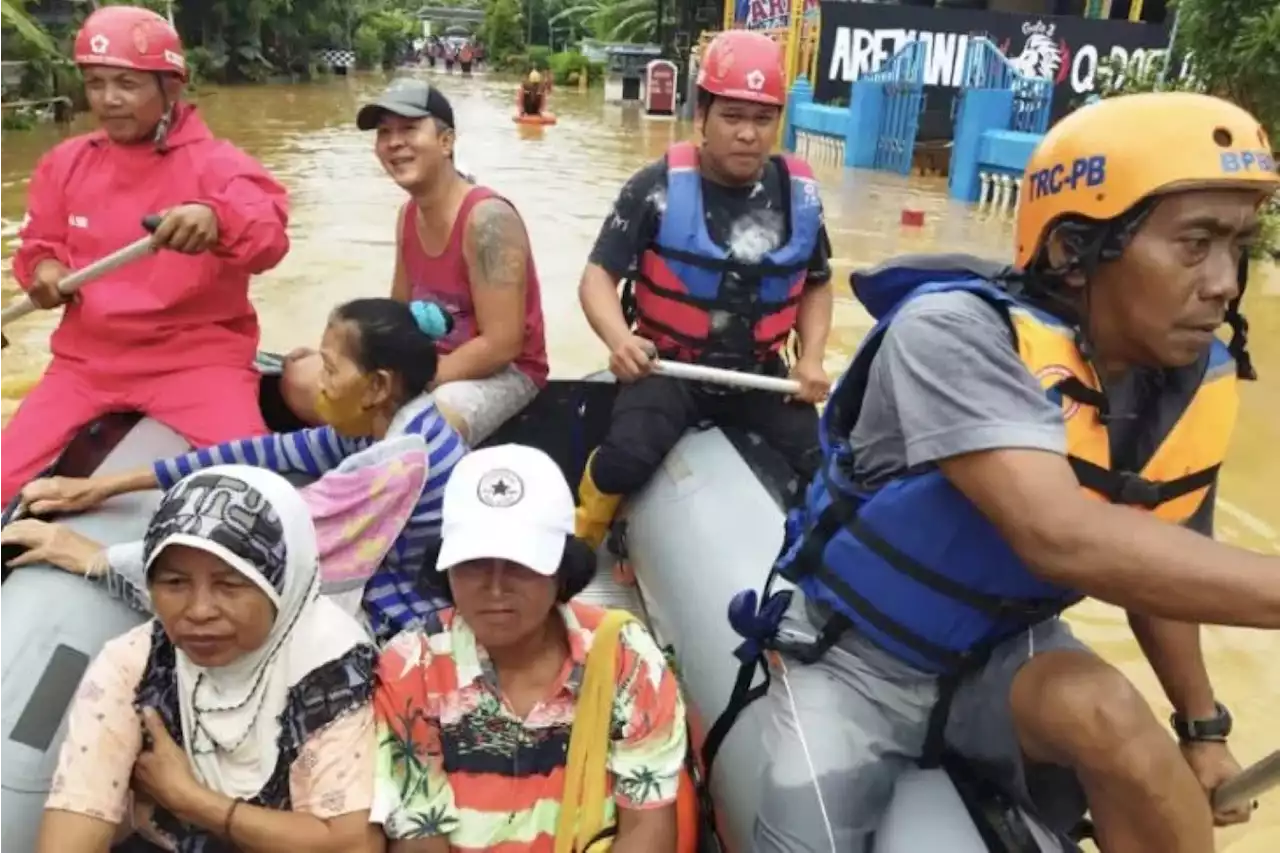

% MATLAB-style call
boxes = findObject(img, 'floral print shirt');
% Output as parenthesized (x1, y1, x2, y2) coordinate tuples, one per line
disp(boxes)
(371, 602, 687, 852)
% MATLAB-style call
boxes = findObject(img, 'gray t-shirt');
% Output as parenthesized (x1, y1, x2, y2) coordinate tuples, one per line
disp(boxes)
(849, 291, 1066, 487)
(801, 290, 1215, 644)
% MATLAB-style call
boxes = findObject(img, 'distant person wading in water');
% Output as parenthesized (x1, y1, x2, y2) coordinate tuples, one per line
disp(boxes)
(519, 70, 547, 117)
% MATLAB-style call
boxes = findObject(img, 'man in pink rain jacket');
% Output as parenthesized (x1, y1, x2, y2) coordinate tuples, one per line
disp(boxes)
(2, 5, 290, 504)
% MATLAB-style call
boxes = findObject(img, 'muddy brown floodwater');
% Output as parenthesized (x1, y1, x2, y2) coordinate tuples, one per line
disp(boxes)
(2, 71, 1277, 849)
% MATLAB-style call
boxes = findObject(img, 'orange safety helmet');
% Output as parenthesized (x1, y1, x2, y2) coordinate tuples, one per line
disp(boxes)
(73, 5, 187, 80)
(696, 30, 785, 107)
(1015, 92, 1278, 268)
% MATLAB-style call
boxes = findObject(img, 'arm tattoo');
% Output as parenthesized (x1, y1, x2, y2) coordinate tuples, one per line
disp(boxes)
(466, 199, 528, 289)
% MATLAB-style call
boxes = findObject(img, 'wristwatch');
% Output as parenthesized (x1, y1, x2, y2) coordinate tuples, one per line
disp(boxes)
(1171, 702, 1233, 743)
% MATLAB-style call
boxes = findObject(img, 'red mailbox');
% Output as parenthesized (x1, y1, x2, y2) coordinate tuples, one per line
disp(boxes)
(644, 60, 678, 116)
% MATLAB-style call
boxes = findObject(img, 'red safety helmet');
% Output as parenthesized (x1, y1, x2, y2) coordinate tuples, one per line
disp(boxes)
(696, 30, 786, 107)
(74, 6, 187, 79)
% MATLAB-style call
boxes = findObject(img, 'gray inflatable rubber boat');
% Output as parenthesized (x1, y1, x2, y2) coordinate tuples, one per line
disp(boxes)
(583, 425, 1068, 853)
(1, 418, 184, 853)
(0, 361, 305, 853)
(1, 365, 1063, 853)
(487, 376, 1070, 852)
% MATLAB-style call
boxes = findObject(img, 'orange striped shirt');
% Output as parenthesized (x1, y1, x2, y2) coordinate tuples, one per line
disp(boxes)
(371, 601, 686, 851)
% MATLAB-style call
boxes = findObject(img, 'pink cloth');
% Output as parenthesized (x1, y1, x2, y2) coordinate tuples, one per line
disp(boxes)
(2, 103, 289, 504)
(303, 437, 431, 599)
(13, 103, 288, 370)
(399, 187, 550, 387)
(0, 360, 265, 505)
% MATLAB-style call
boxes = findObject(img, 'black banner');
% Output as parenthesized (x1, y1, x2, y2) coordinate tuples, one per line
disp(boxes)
(815, 2, 1183, 141)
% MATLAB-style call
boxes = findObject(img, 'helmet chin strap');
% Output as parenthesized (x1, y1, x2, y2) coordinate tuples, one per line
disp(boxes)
(1226, 254, 1256, 380)
(1026, 200, 1154, 358)
(152, 72, 174, 153)
(1029, 205, 1257, 384)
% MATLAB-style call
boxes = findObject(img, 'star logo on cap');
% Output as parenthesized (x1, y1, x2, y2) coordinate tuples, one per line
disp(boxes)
(477, 468, 524, 508)
(89, 34, 110, 55)
(745, 69, 766, 91)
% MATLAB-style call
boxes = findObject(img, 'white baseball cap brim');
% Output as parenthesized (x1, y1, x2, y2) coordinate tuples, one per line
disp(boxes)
(436, 519, 567, 577)
(433, 444, 576, 577)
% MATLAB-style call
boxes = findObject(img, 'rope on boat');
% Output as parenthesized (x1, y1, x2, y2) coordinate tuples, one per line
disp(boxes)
(775, 654, 839, 852)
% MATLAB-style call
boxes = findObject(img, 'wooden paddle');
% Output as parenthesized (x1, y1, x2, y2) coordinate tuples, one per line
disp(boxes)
(1213, 749, 1280, 813)
(1, 214, 162, 348)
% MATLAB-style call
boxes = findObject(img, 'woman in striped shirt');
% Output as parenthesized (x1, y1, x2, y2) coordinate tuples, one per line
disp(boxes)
(14, 297, 469, 643)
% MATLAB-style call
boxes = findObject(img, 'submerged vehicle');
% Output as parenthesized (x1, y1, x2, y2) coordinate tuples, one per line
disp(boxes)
(1, 356, 1075, 853)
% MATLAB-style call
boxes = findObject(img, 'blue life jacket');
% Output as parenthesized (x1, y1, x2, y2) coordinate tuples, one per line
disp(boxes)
(773, 255, 1235, 675)
(632, 141, 823, 364)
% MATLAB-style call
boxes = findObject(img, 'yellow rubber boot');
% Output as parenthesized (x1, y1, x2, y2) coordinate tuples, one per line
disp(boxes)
(575, 451, 623, 550)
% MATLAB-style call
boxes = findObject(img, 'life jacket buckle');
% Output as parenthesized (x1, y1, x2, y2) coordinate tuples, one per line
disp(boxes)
(1114, 472, 1163, 509)
(727, 587, 793, 664)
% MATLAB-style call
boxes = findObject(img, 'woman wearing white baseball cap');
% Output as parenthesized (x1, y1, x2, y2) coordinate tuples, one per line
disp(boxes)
(371, 444, 691, 852)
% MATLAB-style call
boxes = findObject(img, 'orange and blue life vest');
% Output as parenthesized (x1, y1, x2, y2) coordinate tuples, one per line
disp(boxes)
(773, 256, 1237, 675)
(632, 142, 822, 364)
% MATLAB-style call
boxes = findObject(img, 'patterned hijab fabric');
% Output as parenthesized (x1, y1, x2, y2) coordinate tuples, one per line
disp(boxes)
(142, 467, 291, 592)
(135, 465, 375, 852)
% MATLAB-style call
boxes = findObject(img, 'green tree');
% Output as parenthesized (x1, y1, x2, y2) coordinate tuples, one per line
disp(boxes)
(549, 0, 676, 44)
(2, 0, 56, 54)
(2, 1, 433, 84)
(481, 0, 525, 61)
(1096, 0, 1280, 144)
(1094, 0, 1279, 255)
(1177, 0, 1280, 144)
(354, 7, 418, 69)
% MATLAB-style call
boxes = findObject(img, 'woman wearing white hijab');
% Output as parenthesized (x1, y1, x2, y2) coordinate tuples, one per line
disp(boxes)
(38, 466, 382, 853)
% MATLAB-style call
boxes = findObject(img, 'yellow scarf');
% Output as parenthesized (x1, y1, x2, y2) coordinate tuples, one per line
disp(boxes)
(554, 609, 637, 853)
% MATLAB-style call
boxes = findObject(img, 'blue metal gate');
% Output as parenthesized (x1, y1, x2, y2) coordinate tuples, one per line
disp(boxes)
(961, 37, 1053, 134)
(869, 41, 927, 175)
